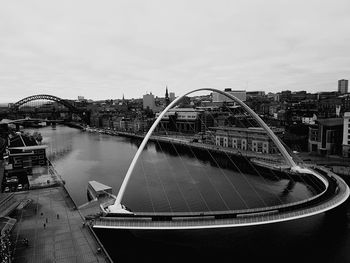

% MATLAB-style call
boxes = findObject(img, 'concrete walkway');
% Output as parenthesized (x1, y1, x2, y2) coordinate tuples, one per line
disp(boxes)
(11, 186, 110, 263)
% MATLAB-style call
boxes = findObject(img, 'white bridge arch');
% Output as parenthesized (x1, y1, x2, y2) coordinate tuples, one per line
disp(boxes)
(108, 88, 300, 213)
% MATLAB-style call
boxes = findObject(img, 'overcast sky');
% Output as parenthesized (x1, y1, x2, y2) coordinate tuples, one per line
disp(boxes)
(1, 0, 350, 102)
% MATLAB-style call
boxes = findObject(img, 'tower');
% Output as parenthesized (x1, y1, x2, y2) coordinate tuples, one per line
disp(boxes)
(338, 79, 348, 94)
(165, 86, 170, 106)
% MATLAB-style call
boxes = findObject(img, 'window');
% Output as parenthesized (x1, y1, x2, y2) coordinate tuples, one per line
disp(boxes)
(223, 137, 228, 147)
(263, 142, 269, 153)
(216, 136, 220, 146)
(252, 141, 258, 152)
(39, 155, 44, 159)
(326, 130, 337, 144)
(232, 138, 237, 149)
(309, 129, 318, 142)
(241, 139, 247, 150)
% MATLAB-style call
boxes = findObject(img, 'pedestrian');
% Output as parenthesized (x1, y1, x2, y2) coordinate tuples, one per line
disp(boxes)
(57, 214, 59, 219)
(45, 218, 48, 223)
(44, 223, 46, 228)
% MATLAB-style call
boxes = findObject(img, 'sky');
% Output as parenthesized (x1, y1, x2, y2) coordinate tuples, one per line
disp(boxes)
(0, 0, 350, 103)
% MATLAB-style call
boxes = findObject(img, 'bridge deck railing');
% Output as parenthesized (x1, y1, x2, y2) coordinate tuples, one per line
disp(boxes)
(98, 167, 343, 225)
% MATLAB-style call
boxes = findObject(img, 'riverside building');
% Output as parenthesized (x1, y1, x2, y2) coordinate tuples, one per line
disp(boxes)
(156, 108, 204, 134)
(343, 112, 350, 157)
(209, 126, 284, 154)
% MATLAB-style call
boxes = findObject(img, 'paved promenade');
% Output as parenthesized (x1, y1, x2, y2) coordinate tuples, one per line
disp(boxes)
(11, 186, 110, 263)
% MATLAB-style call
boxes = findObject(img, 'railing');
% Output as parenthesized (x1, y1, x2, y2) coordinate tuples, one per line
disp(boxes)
(94, 166, 347, 228)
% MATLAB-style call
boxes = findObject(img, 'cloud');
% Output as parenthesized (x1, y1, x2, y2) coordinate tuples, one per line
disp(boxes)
(0, 0, 350, 102)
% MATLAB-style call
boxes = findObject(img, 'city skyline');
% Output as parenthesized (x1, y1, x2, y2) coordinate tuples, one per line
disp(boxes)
(1, 0, 350, 103)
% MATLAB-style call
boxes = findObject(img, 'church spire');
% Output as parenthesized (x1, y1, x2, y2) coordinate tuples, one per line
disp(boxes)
(165, 86, 170, 106)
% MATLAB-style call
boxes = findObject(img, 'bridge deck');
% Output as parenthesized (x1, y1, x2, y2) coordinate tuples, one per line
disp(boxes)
(92, 172, 349, 230)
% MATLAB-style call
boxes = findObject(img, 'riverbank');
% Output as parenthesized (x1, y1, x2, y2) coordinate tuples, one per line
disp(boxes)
(0, 158, 113, 262)
(11, 186, 111, 262)
(296, 152, 350, 180)
(85, 128, 287, 164)
(86, 127, 350, 179)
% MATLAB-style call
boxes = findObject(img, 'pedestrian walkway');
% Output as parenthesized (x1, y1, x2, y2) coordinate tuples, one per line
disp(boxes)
(11, 186, 110, 263)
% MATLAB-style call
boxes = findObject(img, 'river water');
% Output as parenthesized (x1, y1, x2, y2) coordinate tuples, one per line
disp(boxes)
(29, 125, 350, 263)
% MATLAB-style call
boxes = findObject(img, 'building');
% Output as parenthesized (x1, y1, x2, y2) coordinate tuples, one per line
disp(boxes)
(169, 92, 175, 102)
(118, 117, 151, 133)
(209, 126, 284, 154)
(342, 112, 350, 157)
(212, 88, 246, 104)
(317, 91, 339, 100)
(317, 97, 342, 119)
(280, 90, 292, 102)
(290, 91, 307, 102)
(338, 79, 348, 94)
(246, 91, 265, 99)
(6, 133, 47, 170)
(2, 132, 48, 191)
(156, 108, 203, 134)
(143, 93, 156, 111)
(308, 118, 343, 155)
(0, 123, 9, 140)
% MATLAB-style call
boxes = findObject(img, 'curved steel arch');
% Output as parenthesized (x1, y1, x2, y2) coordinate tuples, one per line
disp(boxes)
(12, 94, 79, 112)
(108, 88, 297, 213)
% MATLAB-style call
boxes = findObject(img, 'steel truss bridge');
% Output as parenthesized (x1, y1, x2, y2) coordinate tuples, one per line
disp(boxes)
(89, 88, 349, 230)
(9, 94, 89, 124)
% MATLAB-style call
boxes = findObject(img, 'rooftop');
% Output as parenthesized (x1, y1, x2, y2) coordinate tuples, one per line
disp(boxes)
(9, 133, 38, 148)
(316, 118, 343, 126)
(210, 126, 284, 133)
(88, 181, 112, 193)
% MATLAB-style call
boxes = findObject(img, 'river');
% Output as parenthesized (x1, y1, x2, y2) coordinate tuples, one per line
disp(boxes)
(28, 125, 350, 263)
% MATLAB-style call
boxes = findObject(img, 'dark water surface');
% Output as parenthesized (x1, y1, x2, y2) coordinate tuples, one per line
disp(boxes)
(30, 126, 350, 263)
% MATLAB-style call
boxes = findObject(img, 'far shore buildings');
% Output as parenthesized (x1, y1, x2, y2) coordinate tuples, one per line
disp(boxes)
(308, 118, 343, 156)
(143, 92, 156, 111)
(343, 112, 350, 157)
(156, 108, 203, 133)
(210, 126, 284, 154)
(338, 79, 348, 94)
(212, 88, 246, 105)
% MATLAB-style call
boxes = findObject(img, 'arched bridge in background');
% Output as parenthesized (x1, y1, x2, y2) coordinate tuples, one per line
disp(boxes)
(10, 94, 90, 124)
